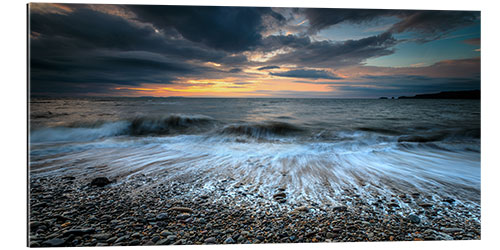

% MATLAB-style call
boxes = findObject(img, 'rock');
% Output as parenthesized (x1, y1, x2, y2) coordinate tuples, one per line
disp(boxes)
(166, 235, 177, 243)
(106, 237, 117, 244)
(326, 232, 334, 239)
(173, 239, 186, 245)
(145, 240, 155, 245)
(418, 203, 433, 208)
(273, 192, 286, 199)
(276, 198, 286, 203)
(131, 232, 141, 238)
(32, 202, 48, 208)
(29, 221, 43, 231)
(156, 213, 168, 220)
(29, 241, 40, 247)
(156, 239, 170, 245)
(224, 237, 235, 244)
(332, 206, 348, 212)
(129, 239, 140, 245)
(296, 206, 309, 212)
(407, 214, 421, 224)
(63, 228, 95, 237)
(441, 228, 463, 233)
(435, 232, 454, 241)
(114, 235, 129, 243)
(204, 237, 216, 244)
(387, 202, 399, 208)
(168, 207, 194, 213)
(443, 198, 455, 203)
(151, 236, 160, 243)
(101, 215, 112, 221)
(176, 213, 190, 220)
(90, 177, 111, 187)
(53, 215, 71, 222)
(93, 233, 112, 241)
(160, 230, 172, 237)
(42, 238, 65, 247)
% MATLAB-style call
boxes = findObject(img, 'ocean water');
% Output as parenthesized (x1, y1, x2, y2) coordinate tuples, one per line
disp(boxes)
(29, 97, 480, 211)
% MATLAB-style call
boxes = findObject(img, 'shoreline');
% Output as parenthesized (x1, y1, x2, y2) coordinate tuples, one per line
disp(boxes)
(29, 173, 481, 247)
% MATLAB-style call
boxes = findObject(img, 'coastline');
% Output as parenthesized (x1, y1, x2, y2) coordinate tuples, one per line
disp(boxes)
(29, 172, 481, 247)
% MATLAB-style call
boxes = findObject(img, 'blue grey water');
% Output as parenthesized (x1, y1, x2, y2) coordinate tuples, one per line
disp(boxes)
(29, 97, 480, 213)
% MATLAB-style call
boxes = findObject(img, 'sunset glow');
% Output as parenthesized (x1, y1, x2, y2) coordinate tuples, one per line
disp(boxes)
(29, 4, 480, 98)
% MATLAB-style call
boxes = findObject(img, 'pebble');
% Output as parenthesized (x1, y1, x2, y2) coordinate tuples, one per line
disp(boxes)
(156, 213, 168, 220)
(29, 173, 481, 247)
(156, 238, 169, 245)
(224, 237, 235, 244)
(93, 233, 112, 240)
(166, 235, 177, 242)
(407, 214, 421, 224)
(42, 238, 65, 247)
(441, 228, 463, 233)
(204, 237, 216, 244)
(418, 203, 433, 208)
(169, 207, 194, 213)
(63, 228, 95, 237)
(114, 235, 129, 243)
(129, 239, 140, 245)
(90, 177, 111, 187)
(332, 206, 348, 212)
(160, 230, 172, 237)
(176, 213, 190, 220)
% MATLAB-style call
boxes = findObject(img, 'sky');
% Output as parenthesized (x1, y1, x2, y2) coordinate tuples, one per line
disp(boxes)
(29, 3, 480, 98)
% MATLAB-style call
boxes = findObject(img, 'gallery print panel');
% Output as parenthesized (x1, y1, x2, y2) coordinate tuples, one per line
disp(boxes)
(28, 2, 480, 247)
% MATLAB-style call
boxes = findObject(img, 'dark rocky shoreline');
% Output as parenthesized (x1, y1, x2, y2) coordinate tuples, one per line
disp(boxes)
(29, 174, 481, 247)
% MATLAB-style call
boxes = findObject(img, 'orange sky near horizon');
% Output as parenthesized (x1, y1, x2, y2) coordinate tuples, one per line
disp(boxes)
(113, 76, 336, 97)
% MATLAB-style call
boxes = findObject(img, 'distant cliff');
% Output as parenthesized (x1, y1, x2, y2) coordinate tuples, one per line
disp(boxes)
(398, 90, 480, 99)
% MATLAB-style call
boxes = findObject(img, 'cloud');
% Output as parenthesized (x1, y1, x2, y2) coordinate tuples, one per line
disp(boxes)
(303, 9, 479, 42)
(29, 6, 247, 95)
(303, 9, 397, 33)
(389, 11, 479, 38)
(267, 32, 397, 67)
(463, 38, 480, 46)
(270, 69, 342, 80)
(29, 4, 481, 97)
(259, 34, 311, 52)
(257, 65, 280, 70)
(126, 5, 285, 52)
(228, 68, 243, 73)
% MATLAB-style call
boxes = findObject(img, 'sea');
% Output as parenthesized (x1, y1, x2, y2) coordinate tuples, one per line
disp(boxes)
(29, 97, 481, 211)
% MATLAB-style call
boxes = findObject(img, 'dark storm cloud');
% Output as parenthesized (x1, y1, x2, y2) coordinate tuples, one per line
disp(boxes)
(126, 5, 285, 52)
(304, 9, 397, 33)
(257, 66, 280, 71)
(259, 35, 311, 52)
(29, 7, 246, 95)
(304, 9, 479, 41)
(267, 32, 397, 67)
(270, 69, 342, 80)
(228, 68, 243, 73)
(29, 4, 480, 97)
(389, 11, 479, 37)
(30, 8, 235, 62)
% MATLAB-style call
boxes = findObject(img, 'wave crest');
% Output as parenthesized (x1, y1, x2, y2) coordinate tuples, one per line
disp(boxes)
(221, 122, 304, 138)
